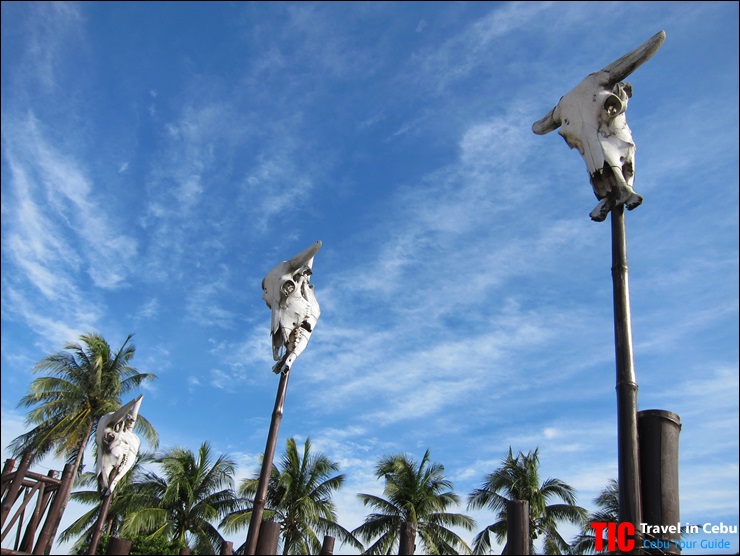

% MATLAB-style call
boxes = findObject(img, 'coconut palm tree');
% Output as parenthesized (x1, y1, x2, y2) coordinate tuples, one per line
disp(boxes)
(8, 332, 158, 546)
(569, 479, 618, 555)
(9, 332, 158, 475)
(467, 447, 586, 555)
(221, 437, 362, 555)
(121, 442, 240, 554)
(353, 449, 475, 555)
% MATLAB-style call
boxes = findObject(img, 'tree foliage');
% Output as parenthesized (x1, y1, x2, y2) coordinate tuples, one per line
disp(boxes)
(354, 449, 474, 555)
(74, 533, 185, 555)
(467, 447, 586, 555)
(9, 332, 157, 477)
(121, 442, 239, 555)
(222, 437, 362, 555)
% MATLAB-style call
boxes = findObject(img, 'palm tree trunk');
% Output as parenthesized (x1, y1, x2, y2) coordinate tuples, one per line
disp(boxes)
(398, 521, 417, 555)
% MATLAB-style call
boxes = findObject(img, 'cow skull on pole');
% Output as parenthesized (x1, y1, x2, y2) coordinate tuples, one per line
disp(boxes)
(262, 241, 322, 374)
(95, 395, 143, 497)
(532, 31, 665, 221)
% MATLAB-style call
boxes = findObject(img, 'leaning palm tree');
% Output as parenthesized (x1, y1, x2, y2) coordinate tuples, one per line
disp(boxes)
(8, 332, 158, 545)
(221, 437, 362, 555)
(121, 442, 239, 555)
(467, 447, 586, 555)
(353, 449, 475, 555)
(9, 332, 158, 475)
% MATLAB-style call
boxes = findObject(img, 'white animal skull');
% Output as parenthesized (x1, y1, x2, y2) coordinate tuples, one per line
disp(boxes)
(262, 241, 322, 374)
(95, 395, 142, 497)
(533, 31, 665, 221)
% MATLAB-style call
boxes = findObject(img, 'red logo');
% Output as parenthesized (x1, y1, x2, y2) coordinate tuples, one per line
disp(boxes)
(591, 522, 635, 552)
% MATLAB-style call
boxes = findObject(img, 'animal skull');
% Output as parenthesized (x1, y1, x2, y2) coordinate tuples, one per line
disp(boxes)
(95, 395, 142, 497)
(532, 31, 665, 221)
(262, 241, 322, 374)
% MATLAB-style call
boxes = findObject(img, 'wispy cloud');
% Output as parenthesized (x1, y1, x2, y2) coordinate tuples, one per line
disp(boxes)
(1, 107, 146, 357)
(3, 115, 138, 289)
(7, 2, 85, 94)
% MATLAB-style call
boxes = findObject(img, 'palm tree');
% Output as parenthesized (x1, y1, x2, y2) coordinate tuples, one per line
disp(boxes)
(9, 332, 158, 476)
(221, 437, 362, 555)
(8, 332, 158, 545)
(467, 447, 586, 555)
(121, 442, 239, 555)
(569, 479, 618, 555)
(353, 449, 475, 555)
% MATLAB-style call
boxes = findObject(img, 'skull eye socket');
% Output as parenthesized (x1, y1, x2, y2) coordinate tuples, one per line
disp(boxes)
(281, 280, 296, 296)
(604, 94, 624, 117)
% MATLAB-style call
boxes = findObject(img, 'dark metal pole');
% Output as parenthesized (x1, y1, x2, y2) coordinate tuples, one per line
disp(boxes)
(88, 493, 112, 555)
(611, 204, 643, 550)
(506, 500, 530, 555)
(244, 369, 291, 555)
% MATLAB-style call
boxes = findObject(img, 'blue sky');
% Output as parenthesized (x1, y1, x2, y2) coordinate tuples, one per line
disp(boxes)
(1, 2, 738, 554)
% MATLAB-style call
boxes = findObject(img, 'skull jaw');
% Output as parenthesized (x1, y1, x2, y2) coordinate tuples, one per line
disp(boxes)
(590, 191, 644, 222)
(588, 162, 642, 222)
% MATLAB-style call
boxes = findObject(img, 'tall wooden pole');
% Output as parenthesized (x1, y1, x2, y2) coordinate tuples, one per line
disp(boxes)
(244, 369, 291, 555)
(611, 204, 643, 548)
(88, 493, 112, 555)
(506, 500, 530, 555)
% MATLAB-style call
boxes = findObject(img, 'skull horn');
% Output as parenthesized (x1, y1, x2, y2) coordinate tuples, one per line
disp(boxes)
(287, 240, 322, 271)
(602, 31, 666, 85)
(107, 395, 143, 426)
(532, 105, 561, 135)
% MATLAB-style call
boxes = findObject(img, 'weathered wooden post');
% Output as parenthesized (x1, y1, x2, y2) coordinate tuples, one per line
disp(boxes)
(399, 521, 417, 555)
(244, 374, 290, 553)
(532, 31, 667, 552)
(19, 469, 58, 553)
(1, 458, 19, 499)
(1, 452, 32, 528)
(87, 493, 112, 555)
(319, 535, 336, 555)
(610, 203, 643, 537)
(245, 242, 322, 555)
(106, 536, 132, 555)
(254, 520, 281, 555)
(33, 462, 74, 555)
(507, 500, 530, 555)
(639, 410, 681, 554)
